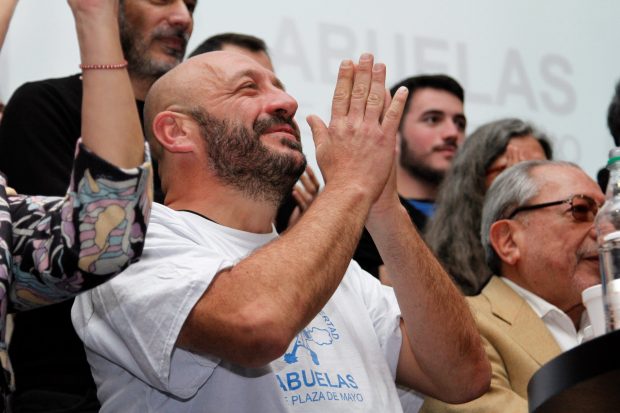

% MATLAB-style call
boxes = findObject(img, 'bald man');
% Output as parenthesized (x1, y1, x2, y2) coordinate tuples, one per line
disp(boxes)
(72, 51, 490, 412)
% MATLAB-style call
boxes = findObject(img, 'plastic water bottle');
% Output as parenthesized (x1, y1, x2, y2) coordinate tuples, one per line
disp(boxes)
(595, 147, 620, 333)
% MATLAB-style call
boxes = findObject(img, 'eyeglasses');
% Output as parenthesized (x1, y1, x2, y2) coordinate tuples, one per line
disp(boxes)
(507, 194, 600, 222)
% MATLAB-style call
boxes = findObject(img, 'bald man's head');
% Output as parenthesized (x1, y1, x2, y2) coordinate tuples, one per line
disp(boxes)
(144, 51, 304, 203)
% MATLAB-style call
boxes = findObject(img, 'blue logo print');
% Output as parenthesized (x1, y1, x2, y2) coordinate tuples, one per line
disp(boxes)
(284, 311, 339, 366)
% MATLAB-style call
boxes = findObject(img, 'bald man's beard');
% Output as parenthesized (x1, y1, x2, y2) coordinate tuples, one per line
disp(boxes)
(191, 109, 307, 205)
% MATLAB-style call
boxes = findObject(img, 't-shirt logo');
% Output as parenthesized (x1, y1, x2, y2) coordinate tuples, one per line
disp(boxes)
(283, 311, 340, 366)
(275, 310, 364, 406)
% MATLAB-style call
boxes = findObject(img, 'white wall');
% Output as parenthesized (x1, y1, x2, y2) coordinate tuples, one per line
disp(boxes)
(1, 0, 619, 179)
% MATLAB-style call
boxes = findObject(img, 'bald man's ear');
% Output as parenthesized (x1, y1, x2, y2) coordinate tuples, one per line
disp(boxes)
(489, 220, 521, 267)
(152, 111, 196, 154)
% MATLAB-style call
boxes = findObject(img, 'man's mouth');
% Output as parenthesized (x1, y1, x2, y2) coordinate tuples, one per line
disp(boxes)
(434, 144, 457, 155)
(158, 35, 187, 53)
(579, 250, 600, 263)
(264, 125, 300, 142)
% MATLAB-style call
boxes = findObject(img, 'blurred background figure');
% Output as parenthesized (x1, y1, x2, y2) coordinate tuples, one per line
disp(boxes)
(355, 74, 466, 281)
(189, 31, 274, 71)
(425, 118, 552, 295)
(597, 80, 620, 192)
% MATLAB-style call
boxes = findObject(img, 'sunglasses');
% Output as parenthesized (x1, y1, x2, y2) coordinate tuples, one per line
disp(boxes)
(507, 194, 600, 222)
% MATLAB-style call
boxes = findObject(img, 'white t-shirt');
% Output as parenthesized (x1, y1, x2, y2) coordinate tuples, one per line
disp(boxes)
(72, 203, 404, 412)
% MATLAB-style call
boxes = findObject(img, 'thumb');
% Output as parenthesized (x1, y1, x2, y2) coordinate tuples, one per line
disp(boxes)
(306, 115, 329, 148)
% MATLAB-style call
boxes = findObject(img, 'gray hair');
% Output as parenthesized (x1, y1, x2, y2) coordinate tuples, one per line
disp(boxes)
(424, 118, 553, 295)
(481, 160, 578, 275)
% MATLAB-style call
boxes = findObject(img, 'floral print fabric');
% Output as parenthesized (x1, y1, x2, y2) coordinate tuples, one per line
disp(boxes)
(0, 141, 152, 342)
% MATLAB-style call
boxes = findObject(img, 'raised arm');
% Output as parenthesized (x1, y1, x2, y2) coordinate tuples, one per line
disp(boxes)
(177, 54, 408, 367)
(6, 0, 151, 311)
(69, 0, 143, 168)
(365, 164, 491, 402)
(0, 0, 18, 52)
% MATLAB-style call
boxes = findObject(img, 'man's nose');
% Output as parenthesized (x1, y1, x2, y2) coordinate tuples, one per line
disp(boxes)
(265, 89, 298, 119)
(168, 0, 193, 32)
(440, 119, 462, 142)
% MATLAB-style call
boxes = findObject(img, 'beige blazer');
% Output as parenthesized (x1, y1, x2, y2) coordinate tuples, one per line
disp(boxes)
(421, 276, 562, 413)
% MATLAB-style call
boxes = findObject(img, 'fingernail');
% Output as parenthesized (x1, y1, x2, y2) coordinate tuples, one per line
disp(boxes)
(360, 53, 372, 61)
(340, 59, 353, 68)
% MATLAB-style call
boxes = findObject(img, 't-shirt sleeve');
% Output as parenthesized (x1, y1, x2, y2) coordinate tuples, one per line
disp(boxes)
(346, 260, 402, 379)
(72, 223, 233, 399)
(8, 141, 151, 311)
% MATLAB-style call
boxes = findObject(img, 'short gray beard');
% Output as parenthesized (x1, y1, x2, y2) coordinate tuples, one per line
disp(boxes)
(118, 6, 186, 79)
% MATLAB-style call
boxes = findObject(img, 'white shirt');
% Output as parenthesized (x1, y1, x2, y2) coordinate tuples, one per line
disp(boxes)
(502, 278, 590, 351)
(72, 203, 405, 413)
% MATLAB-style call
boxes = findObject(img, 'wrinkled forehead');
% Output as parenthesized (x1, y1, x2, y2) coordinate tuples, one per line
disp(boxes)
(532, 164, 602, 201)
(191, 51, 281, 89)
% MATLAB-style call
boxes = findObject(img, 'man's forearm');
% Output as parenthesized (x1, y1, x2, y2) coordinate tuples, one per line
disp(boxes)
(178, 184, 373, 367)
(367, 204, 490, 402)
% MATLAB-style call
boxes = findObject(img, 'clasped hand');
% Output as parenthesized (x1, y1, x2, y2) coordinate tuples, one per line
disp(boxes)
(308, 54, 408, 206)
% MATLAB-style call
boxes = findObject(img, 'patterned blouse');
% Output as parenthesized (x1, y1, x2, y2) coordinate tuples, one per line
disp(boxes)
(0, 141, 152, 344)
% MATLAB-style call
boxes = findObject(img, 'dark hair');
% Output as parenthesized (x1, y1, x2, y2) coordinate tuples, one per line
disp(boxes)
(389, 74, 464, 120)
(608, 80, 620, 146)
(424, 118, 553, 295)
(189, 32, 268, 58)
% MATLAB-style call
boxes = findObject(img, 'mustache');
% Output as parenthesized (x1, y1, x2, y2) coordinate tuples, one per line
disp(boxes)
(432, 142, 458, 152)
(153, 26, 190, 47)
(577, 245, 599, 261)
(254, 115, 301, 143)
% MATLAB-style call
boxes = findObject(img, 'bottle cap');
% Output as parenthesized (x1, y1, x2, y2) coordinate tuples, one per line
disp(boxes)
(603, 230, 620, 242)
(608, 147, 620, 166)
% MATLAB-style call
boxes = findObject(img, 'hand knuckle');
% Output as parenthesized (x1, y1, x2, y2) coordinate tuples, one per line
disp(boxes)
(366, 92, 381, 106)
(351, 84, 367, 99)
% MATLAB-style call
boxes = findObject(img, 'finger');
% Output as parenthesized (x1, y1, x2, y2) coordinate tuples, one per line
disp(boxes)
(299, 173, 319, 195)
(348, 53, 374, 120)
(380, 87, 392, 123)
(287, 206, 302, 228)
(516, 147, 527, 163)
(305, 166, 321, 191)
(363, 63, 386, 123)
(298, 184, 315, 207)
(505, 145, 519, 167)
(380, 86, 409, 141)
(330, 60, 355, 121)
(292, 188, 311, 211)
(307, 115, 329, 148)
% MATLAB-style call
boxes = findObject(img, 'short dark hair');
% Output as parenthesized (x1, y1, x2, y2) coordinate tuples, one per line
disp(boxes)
(608, 80, 620, 146)
(189, 32, 268, 58)
(389, 74, 464, 118)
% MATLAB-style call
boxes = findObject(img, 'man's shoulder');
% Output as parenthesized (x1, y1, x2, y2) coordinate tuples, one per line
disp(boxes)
(10, 73, 82, 104)
(146, 204, 199, 244)
(397, 195, 429, 230)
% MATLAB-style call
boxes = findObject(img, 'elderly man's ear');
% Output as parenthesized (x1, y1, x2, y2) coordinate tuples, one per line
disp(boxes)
(489, 220, 522, 267)
(152, 111, 197, 153)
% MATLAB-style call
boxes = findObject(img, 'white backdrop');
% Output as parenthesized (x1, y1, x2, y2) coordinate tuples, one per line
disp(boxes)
(1, 0, 619, 180)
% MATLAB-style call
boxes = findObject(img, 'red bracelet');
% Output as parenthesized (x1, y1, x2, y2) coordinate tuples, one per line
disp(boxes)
(79, 60, 128, 70)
